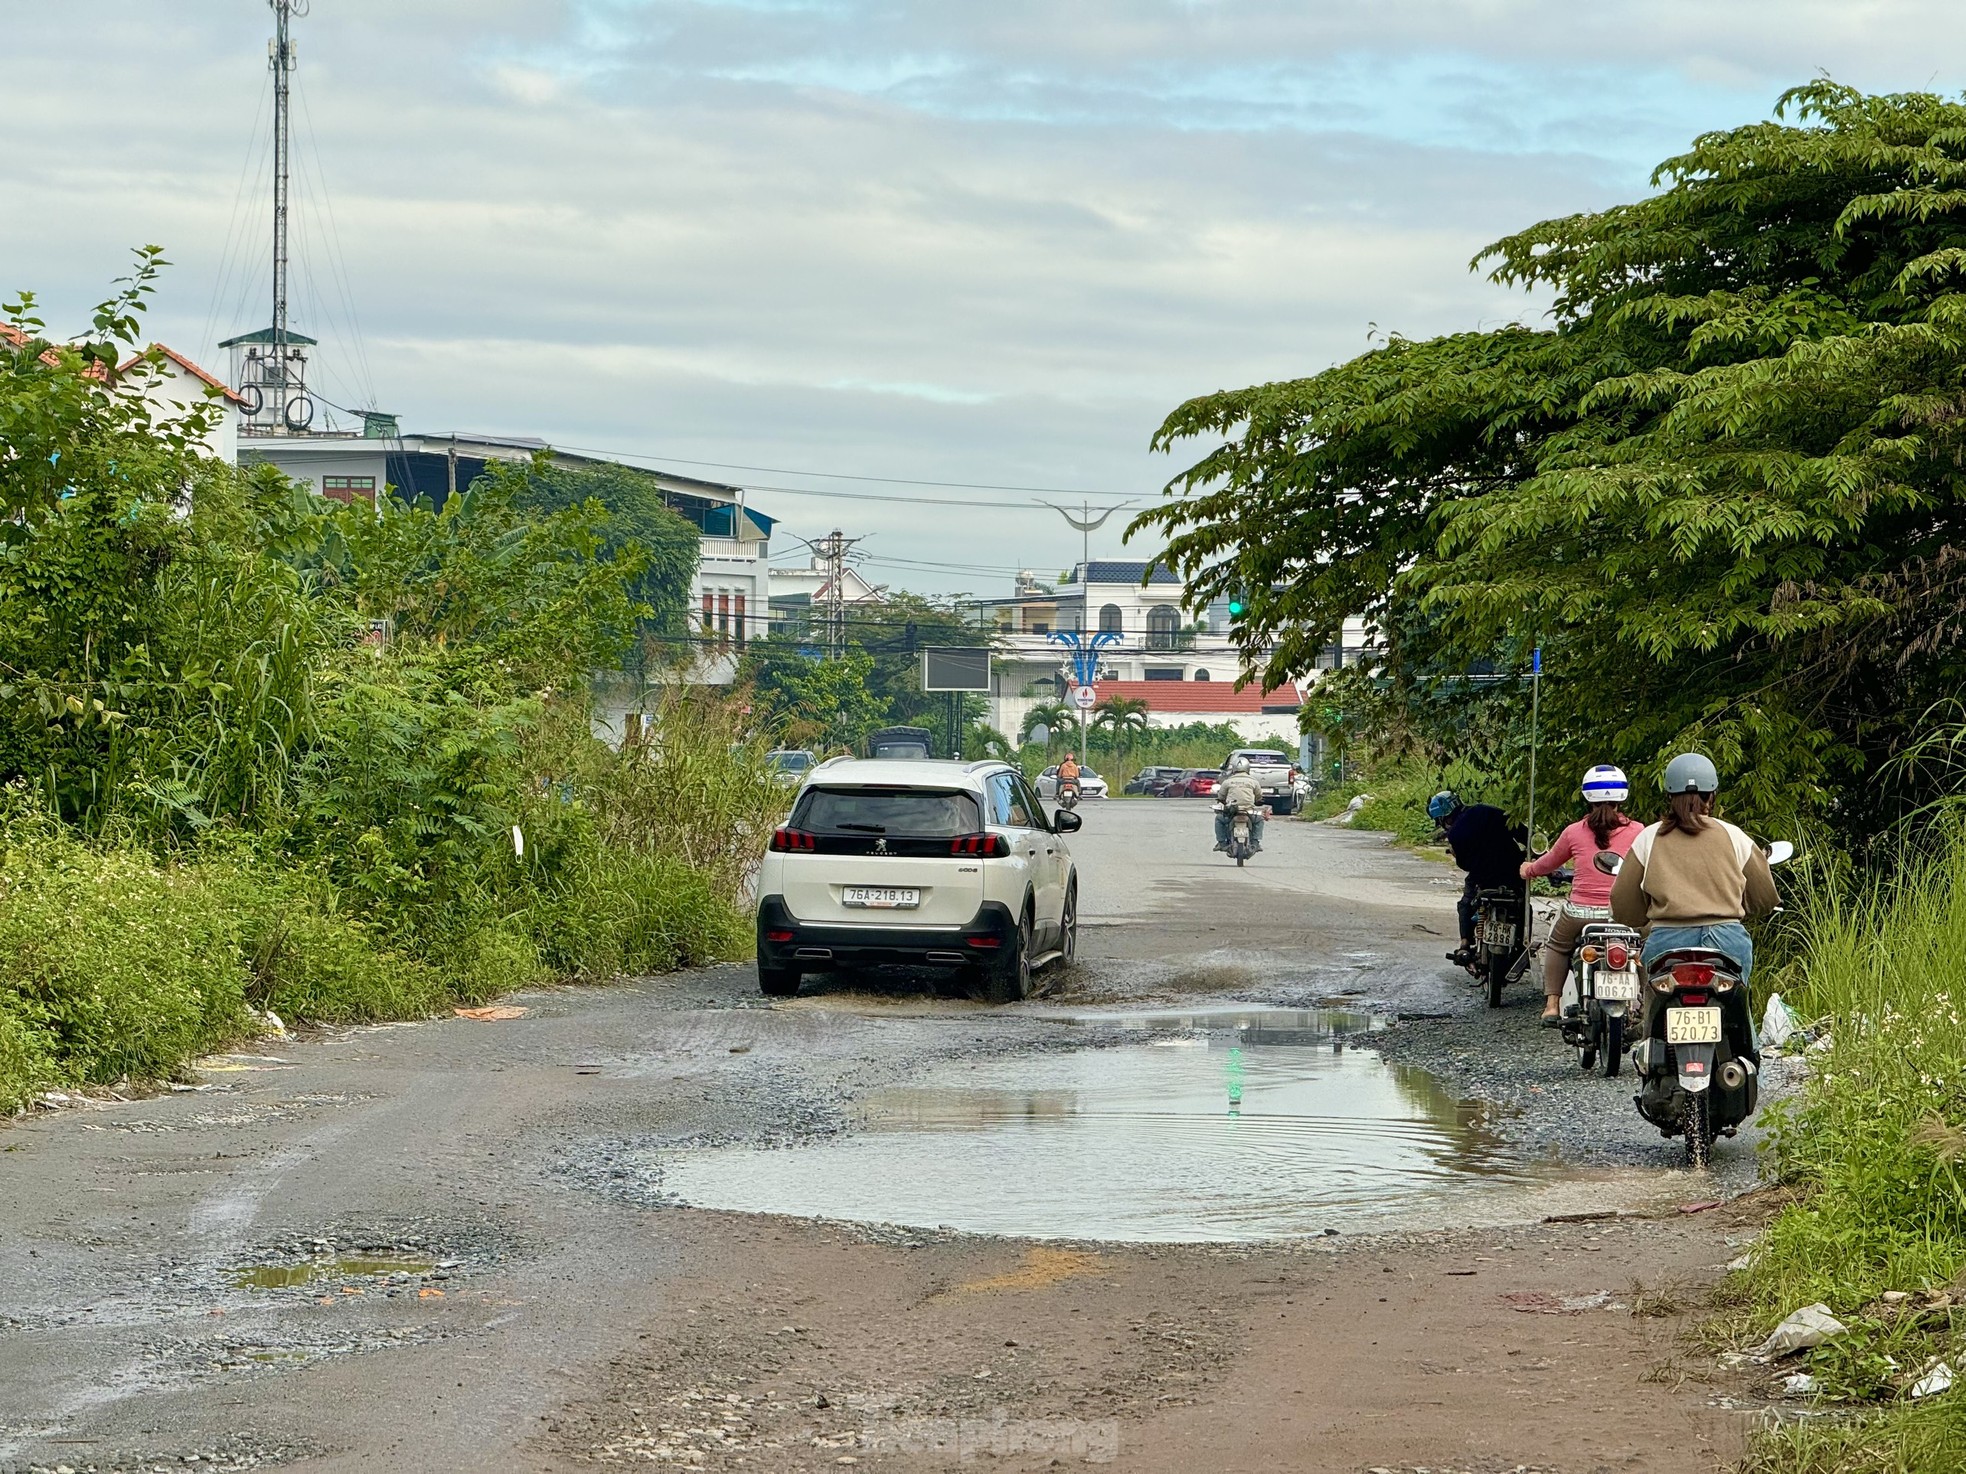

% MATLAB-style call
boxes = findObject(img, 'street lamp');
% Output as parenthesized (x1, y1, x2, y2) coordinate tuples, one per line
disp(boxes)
(1046, 629, 1121, 766)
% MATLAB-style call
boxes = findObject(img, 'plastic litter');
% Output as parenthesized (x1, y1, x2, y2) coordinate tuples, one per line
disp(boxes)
(453, 1006, 527, 1022)
(1761, 994, 1802, 1051)
(1911, 1360, 1955, 1399)
(1752, 1303, 1847, 1360)
(1782, 1372, 1819, 1397)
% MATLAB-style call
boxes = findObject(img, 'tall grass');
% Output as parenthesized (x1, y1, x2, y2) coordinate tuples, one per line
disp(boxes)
(1732, 821, 1966, 1470)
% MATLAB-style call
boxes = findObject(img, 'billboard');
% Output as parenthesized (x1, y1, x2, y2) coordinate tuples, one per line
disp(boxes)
(921, 647, 991, 692)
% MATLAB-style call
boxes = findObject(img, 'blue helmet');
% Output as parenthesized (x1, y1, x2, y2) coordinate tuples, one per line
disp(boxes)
(1580, 764, 1629, 804)
(1426, 790, 1460, 823)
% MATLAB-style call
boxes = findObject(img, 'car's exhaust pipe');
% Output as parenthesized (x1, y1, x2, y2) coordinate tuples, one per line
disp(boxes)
(925, 951, 967, 964)
(794, 947, 834, 961)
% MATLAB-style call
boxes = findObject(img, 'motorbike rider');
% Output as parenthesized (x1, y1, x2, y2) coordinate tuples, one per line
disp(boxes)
(1214, 756, 1266, 852)
(1430, 789, 1526, 967)
(1610, 753, 1778, 984)
(1057, 751, 1082, 794)
(1519, 765, 1644, 1028)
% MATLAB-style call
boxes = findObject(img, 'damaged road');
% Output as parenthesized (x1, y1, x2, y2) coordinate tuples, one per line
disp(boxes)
(2, 803, 1769, 1472)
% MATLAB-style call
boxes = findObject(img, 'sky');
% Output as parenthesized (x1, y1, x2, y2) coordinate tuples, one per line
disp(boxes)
(5, 1, 1964, 595)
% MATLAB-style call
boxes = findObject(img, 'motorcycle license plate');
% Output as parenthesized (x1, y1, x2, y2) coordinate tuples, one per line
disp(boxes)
(843, 887, 920, 909)
(1594, 971, 1639, 1002)
(1666, 1006, 1723, 1044)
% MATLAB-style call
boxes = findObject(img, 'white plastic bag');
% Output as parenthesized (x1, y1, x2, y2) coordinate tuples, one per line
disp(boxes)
(1761, 994, 1802, 1051)
(1752, 1303, 1846, 1360)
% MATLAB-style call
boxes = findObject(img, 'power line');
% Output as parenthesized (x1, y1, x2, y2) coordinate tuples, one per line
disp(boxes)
(549, 443, 1134, 499)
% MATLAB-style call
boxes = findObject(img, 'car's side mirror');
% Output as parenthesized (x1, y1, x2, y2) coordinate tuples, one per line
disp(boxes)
(1592, 850, 1623, 875)
(1052, 809, 1083, 834)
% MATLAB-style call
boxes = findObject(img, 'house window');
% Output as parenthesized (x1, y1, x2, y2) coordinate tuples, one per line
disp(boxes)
(322, 475, 376, 504)
(1098, 604, 1123, 635)
(718, 592, 732, 645)
(1194, 669, 1212, 682)
(734, 592, 747, 649)
(702, 592, 715, 642)
(1146, 605, 1180, 650)
(1145, 668, 1183, 681)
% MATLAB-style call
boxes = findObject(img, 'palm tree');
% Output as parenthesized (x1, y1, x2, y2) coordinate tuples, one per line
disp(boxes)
(1020, 701, 1073, 756)
(1094, 696, 1151, 779)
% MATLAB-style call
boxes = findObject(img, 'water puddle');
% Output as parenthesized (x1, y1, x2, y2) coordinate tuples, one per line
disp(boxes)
(658, 1007, 1604, 1242)
(229, 1255, 436, 1290)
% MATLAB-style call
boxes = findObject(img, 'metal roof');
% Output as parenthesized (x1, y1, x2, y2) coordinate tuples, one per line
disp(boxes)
(1080, 560, 1181, 586)
(218, 326, 320, 347)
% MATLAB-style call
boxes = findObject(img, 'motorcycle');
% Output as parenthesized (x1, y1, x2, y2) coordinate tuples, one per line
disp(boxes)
(1559, 908, 1644, 1076)
(1449, 886, 1530, 1009)
(1595, 841, 1794, 1168)
(1219, 800, 1268, 867)
(1057, 778, 1081, 811)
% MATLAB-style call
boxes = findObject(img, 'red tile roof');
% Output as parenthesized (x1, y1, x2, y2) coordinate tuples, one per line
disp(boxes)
(120, 345, 246, 404)
(1073, 679, 1302, 714)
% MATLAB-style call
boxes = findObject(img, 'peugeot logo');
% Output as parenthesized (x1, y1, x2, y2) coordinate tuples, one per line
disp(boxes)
(873, 837, 889, 855)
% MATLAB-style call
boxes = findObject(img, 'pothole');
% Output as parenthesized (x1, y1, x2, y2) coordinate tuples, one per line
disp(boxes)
(649, 1007, 1666, 1242)
(227, 1254, 439, 1290)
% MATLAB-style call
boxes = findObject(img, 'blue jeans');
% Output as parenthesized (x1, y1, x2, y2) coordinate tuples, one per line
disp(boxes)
(1643, 922, 1753, 983)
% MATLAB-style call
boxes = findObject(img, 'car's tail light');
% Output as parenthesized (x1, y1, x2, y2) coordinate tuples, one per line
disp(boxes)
(1289, 766, 1300, 782)
(1607, 943, 1629, 969)
(763, 929, 795, 943)
(1671, 963, 1715, 987)
(950, 833, 1010, 858)
(965, 935, 1002, 949)
(769, 827, 817, 853)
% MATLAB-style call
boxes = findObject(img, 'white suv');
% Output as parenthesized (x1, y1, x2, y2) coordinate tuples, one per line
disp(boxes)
(755, 758, 1082, 1003)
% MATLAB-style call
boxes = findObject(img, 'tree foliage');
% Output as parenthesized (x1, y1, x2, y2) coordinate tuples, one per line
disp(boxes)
(1136, 83, 1966, 832)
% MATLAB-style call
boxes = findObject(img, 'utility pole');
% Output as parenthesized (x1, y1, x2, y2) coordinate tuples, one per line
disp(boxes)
(813, 529, 863, 659)
(270, 0, 298, 426)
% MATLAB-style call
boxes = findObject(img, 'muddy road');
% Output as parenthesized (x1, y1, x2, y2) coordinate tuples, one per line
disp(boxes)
(2, 803, 1773, 1472)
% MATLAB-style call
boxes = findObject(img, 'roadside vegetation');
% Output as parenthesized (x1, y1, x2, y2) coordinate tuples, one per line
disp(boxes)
(0, 258, 775, 1112)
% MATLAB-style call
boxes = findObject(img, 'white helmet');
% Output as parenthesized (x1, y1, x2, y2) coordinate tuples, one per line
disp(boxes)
(1581, 764, 1629, 803)
(1229, 756, 1251, 774)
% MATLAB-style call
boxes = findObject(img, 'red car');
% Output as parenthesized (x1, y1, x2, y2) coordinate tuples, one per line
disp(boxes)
(1181, 769, 1222, 797)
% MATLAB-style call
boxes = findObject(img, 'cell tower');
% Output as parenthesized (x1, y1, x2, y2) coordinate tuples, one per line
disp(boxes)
(222, 0, 318, 436)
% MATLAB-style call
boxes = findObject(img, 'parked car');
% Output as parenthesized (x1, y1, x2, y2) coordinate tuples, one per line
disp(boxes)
(1035, 765, 1109, 800)
(866, 725, 935, 759)
(1153, 768, 1199, 796)
(1124, 765, 1185, 795)
(764, 748, 816, 787)
(1181, 769, 1222, 798)
(755, 758, 1082, 1003)
(1222, 747, 1308, 815)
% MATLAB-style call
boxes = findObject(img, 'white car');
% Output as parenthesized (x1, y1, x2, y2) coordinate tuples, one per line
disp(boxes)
(1034, 765, 1109, 800)
(755, 757, 1082, 1003)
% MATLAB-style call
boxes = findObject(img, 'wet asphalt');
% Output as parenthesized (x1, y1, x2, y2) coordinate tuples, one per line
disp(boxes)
(0, 800, 1774, 1472)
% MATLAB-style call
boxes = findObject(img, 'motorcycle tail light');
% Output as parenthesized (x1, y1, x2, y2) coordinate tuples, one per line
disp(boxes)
(1671, 963, 1715, 987)
(1678, 991, 1711, 1007)
(950, 833, 1010, 858)
(1607, 943, 1629, 969)
(1712, 976, 1737, 992)
(769, 827, 818, 853)
(1579, 945, 1600, 964)
(1652, 974, 1676, 994)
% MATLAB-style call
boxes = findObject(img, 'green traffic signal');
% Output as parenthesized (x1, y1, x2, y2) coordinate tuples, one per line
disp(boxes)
(1227, 598, 1244, 617)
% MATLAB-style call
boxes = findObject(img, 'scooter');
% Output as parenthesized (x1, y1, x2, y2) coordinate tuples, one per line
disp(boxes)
(1057, 779, 1081, 811)
(1595, 841, 1794, 1168)
(1559, 909, 1644, 1076)
(1220, 800, 1267, 866)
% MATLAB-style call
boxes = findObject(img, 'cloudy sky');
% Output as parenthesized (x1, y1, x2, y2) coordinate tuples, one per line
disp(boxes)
(4, 2, 1960, 594)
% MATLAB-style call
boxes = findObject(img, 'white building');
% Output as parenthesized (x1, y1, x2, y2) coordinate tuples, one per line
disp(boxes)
(973, 561, 1372, 744)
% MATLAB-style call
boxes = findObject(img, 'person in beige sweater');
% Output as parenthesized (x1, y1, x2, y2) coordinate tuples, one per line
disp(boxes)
(1609, 753, 1778, 983)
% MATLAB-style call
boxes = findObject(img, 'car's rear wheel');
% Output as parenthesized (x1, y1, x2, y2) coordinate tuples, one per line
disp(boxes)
(758, 962, 801, 998)
(1058, 881, 1078, 968)
(983, 906, 1034, 1004)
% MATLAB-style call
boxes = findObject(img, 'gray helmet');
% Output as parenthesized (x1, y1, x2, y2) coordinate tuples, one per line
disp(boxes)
(1663, 752, 1719, 796)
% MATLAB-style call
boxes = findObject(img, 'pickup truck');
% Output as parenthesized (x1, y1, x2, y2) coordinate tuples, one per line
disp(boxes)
(1222, 747, 1307, 815)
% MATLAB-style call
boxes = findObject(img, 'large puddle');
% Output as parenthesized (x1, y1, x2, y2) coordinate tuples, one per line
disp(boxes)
(659, 1007, 1607, 1242)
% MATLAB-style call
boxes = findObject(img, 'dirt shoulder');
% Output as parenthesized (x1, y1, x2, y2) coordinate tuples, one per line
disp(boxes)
(543, 1207, 1755, 1473)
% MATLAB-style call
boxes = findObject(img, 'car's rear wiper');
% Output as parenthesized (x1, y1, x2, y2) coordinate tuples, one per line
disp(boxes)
(835, 822, 888, 833)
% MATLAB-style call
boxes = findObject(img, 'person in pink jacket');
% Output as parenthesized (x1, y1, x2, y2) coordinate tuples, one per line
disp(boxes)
(1520, 765, 1644, 1026)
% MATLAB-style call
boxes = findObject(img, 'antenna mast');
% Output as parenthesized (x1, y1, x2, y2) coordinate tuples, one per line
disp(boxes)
(271, 0, 297, 408)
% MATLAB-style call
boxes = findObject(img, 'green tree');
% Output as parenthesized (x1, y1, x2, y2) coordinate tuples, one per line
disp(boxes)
(1136, 82, 1966, 833)
(745, 650, 886, 752)
(1094, 696, 1151, 776)
(1020, 701, 1073, 754)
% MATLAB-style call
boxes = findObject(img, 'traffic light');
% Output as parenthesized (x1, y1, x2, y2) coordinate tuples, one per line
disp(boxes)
(1227, 597, 1244, 618)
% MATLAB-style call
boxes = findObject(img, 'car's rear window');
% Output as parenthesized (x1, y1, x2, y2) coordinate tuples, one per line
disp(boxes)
(769, 752, 812, 772)
(1236, 752, 1287, 764)
(793, 787, 982, 836)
